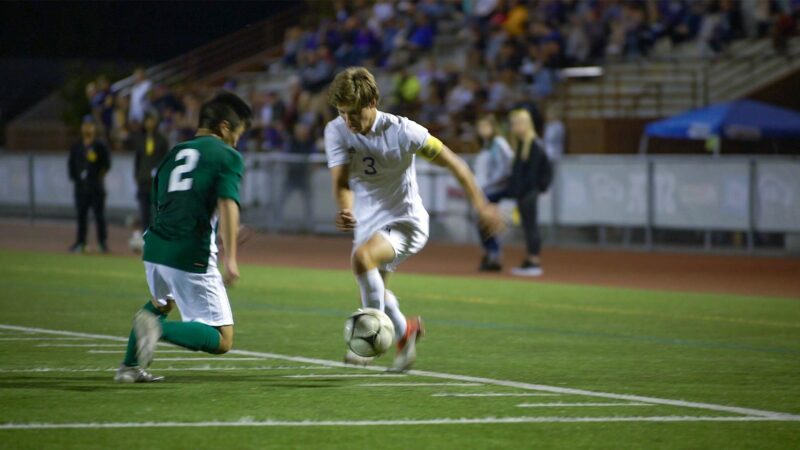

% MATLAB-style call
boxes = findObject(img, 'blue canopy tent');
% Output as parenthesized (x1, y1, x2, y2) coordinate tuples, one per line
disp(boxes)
(641, 100, 800, 155)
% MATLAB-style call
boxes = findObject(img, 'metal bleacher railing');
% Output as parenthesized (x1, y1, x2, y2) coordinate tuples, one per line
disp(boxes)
(560, 37, 800, 119)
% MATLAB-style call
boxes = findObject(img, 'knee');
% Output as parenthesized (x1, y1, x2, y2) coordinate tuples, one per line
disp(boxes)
(351, 246, 373, 273)
(215, 336, 233, 354)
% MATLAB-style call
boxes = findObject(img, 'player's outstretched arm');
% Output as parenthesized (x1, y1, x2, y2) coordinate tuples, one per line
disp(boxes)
(426, 139, 505, 237)
(331, 164, 357, 232)
(218, 198, 240, 286)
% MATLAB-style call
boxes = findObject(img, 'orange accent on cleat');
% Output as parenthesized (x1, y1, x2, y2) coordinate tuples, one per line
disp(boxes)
(398, 316, 424, 351)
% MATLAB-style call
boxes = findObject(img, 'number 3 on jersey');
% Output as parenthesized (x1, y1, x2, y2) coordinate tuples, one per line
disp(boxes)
(362, 156, 377, 175)
(168, 148, 200, 192)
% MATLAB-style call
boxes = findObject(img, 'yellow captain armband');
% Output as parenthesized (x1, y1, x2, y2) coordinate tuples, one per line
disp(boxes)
(418, 135, 443, 161)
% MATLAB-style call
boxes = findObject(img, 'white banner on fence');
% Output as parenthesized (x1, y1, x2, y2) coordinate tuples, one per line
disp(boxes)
(756, 162, 800, 232)
(0, 156, 30, 206)
(558, 161, 647, 226)
(654, 161, 749, 230)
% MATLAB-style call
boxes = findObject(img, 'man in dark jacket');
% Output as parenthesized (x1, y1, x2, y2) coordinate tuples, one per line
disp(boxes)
(68, 116, 111, 253)
(274, 122, 316, 231)
(127, 110, 169, 251)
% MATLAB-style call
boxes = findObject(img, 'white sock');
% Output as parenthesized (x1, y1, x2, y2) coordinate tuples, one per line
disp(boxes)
(384, 290, 407, 341)
(356, 268, 385, 311)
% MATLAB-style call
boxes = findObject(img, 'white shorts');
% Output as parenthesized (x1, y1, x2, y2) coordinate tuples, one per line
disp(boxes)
(355, 221, 429, 272)
(144, 262, 234, 327)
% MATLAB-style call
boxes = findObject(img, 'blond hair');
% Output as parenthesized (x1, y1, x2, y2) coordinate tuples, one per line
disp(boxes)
(328, 67, 380, 109)
(508, 108, 537, 160)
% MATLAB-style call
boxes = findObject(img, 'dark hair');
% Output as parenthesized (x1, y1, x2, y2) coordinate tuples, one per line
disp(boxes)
(198, 91, 253, 135)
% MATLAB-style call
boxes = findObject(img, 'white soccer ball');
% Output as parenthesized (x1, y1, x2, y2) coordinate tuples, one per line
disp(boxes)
(343, 308, 395, 357)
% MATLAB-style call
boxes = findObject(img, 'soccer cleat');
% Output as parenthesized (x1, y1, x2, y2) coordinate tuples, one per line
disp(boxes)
(68, 243, 85, 254)
(114, 364, 164, 383)
(343, 349, 374, 366)
(99, 242, 110, 254)
(511, 260, 543, 277)
(389, 316, 425, 373)
(132, 310, 162, 369)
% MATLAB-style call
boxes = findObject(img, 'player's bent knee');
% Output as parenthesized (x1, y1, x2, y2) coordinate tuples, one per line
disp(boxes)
(352, 246, 374, 273)
(214, 326, 234, 354)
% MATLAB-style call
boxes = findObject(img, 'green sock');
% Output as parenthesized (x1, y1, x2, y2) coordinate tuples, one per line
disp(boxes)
(161, 321, 221, 354)
(123, 301, 167, 367)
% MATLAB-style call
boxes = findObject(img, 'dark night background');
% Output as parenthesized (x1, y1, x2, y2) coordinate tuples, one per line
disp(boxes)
(0, 1, 293, 141)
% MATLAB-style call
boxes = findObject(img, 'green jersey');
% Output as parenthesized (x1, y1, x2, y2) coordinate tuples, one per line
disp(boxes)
(143, 135, 244, 273)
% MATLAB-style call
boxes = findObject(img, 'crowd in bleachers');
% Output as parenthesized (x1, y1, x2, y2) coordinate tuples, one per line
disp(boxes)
(86, 0, 800, 155)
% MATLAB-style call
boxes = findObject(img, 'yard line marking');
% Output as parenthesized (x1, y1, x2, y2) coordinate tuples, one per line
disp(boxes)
(87, 350, 194, 354)
(37, 344, 124, 348)
(155, 357, 264, 361)
(517, 402, 651, 408)
(0, 337, 95, 341)
(283, 374, 406, 379)
(433, 393, 558, 397)
(2, 415, 799, 430)
(3, 324, 799, 421)
(360, 382, 483, 387)
(0, 366, 333, 373)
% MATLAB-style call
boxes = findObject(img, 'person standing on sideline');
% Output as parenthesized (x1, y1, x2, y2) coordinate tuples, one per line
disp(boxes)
(275, 122, 316, 232)
(68, 116, 111, 253)
(128, 110, 169, 252)
(473, 114, 513, 271)
(507, 109, 552, 277)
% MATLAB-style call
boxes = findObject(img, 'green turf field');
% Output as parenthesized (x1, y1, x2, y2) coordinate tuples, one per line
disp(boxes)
(0, 248, 798, 449)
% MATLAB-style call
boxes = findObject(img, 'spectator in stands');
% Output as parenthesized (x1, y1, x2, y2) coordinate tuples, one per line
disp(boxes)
(391, 68, 421, 115)
(507, 108, 552, 277)
(473, 114, 514, 271)
(275, 122, 317, 231)
(127, 110, 169, 251)
(68, 116, 111, 254)
(90, 75, 114, 142)
(128, 67, 152, 127)
(503, 0, 529, 38)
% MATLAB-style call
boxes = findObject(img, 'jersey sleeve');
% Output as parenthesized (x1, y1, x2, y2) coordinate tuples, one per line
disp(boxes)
(217, 151, 244, 205)
(324, 121, 350, 168)
(401, 118, 442, 161)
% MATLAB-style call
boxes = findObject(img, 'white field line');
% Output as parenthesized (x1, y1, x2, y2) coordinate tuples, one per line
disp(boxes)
(87, 350, 194, 354)
(1, 416, 798, 430)
(155, 357, 264, 361)
(361, 383, 484, 387)
(283, 374, 406, 379)
(0, 337, 94, 341)
(0, 366, 332, 373)
(37, 344, 124, 348)
(2, 324, 799, 421)
(517, 402, 651, 408)
(433, 393, 558, 398)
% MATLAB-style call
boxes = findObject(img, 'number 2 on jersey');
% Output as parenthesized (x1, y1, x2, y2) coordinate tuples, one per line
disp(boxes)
(363, 156, 377, 175)
(168, 148, 200, 192)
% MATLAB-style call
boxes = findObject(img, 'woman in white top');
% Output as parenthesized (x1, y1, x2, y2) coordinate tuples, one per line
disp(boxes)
(473, 114, 514, 271)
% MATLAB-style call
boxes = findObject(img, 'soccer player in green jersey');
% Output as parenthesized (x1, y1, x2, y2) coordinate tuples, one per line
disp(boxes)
(115, 92, 252, 383)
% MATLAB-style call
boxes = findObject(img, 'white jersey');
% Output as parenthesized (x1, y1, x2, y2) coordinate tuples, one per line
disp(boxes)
(324, 111, 430, 244)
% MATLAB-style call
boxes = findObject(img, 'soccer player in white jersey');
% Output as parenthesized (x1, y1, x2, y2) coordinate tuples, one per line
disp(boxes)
(324, 67, 504, 372)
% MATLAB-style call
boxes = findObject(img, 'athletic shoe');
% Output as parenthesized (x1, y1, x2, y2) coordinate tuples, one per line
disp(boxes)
(389, 316, 425, 373)
(132, 310, 162, 369)
(68, 243, 85, 254)
(343, 349, 374, 366)
(479, 256, 502, 272)
(113, 364, 164, 383)
(511, 260, 543, 277)
(99, 242, 110, 254)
